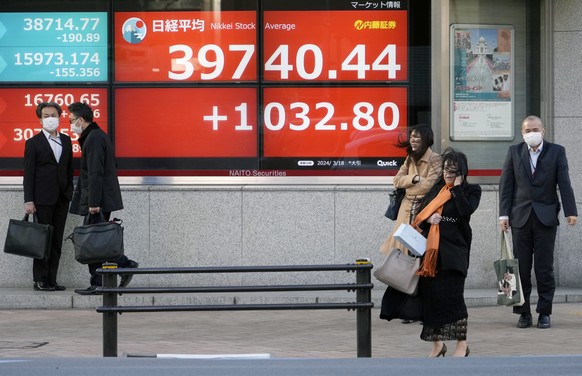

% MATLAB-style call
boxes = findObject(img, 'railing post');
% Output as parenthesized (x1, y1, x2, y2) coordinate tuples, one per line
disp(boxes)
(356, 260, 372, 357)
(102, 262, 118, 357)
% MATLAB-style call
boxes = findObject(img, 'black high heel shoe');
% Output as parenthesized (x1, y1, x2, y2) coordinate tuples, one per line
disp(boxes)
(465, 346, 470, 357)
(436, 343, 447, 357)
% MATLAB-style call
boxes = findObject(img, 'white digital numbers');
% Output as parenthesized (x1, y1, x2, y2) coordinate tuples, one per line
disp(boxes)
(14, 52, 100, 66)
(60, 33, 101, 43)
(203, 103, 254, 131)
(13, 128, 81, 144)
(265, 44, 401, 80)
(167, 43, 400, 81)
(169, 44, 255, 80)
(264, 101, 400, 131)
(13, 92, 104, 146)
(201, 101, 399, 132)
(24, 93, 101, 108)
(23, 17, 100, 31)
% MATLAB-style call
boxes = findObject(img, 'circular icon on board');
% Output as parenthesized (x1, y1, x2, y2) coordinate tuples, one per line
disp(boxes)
(122, 17, 147, 44)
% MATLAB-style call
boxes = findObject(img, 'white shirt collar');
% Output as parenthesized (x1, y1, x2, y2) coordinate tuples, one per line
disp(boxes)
(527, 140, 543, 153)
(41, 128, 60, 140)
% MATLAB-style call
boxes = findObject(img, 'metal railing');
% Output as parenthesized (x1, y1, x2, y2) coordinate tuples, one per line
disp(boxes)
(96, 261, 374, 358)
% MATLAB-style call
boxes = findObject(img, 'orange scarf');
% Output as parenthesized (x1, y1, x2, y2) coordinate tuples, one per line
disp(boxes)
(411, 184, 453, 277)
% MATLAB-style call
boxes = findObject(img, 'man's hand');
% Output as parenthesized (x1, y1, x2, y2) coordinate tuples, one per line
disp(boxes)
(566, 216, 577, 226)
(499, 218, 510, 232)
(89, 207, 101, 214)
(24, 202, 35, 215)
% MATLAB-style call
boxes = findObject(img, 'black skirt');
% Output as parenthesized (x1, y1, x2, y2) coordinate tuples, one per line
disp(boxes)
(419, 270, 468, 341)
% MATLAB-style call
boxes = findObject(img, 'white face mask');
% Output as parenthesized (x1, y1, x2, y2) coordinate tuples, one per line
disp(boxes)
(523, 132, 543, 148)
(71, 119, 83, 135)
(42, 117, 59, 133)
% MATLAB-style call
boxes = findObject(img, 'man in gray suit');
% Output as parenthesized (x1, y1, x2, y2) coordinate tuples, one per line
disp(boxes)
(499, 115, 577, 329)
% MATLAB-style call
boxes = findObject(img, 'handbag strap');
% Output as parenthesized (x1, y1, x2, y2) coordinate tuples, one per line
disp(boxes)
(501, 230, 514, 260)
(23, 213, 39, 224)
(83, 212, 107, 225)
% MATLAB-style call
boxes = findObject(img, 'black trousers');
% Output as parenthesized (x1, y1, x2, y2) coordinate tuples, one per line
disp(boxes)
(33, 193, 70, 285)
(511, 210, 557, 316)
(86, 212, 130, 287)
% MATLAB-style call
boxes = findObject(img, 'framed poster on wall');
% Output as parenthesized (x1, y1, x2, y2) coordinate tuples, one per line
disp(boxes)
(450, 24, 514, 141)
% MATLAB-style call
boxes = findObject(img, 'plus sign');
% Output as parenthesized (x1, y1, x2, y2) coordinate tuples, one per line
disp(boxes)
(203, 106, 228, 130)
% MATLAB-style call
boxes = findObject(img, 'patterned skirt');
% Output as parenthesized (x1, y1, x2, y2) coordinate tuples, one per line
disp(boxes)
(419, 270, 468, 342)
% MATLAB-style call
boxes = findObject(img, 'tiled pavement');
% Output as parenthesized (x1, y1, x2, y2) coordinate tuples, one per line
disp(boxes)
(1, 287, 582, 358)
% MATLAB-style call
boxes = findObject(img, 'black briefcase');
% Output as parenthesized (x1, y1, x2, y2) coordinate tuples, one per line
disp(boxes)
(68, 214, 124, 264)
(3, 214, 52, 259)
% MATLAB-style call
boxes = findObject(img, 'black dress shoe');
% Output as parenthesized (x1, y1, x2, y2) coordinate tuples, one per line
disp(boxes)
(517, 313, 532, 328)
(74, 285, 99, 295)
(119, 260, 139, 288)
(33, 282, 55, 292)
(51, 284, 66, 291)
(537, 314, 551, 329)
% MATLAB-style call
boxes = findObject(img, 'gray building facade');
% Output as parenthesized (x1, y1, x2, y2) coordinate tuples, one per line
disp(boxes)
(0, 0, 580, 291)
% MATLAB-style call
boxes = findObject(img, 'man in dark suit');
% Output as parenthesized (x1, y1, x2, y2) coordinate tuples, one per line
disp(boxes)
(23, 102, 74, 291)
(499, 115, 577, 329)
(67, 102, 138, 295)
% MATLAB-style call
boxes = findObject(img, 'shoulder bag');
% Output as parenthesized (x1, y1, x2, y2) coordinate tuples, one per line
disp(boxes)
(384, 188, 405, 220)
(374, 248, 420, 295)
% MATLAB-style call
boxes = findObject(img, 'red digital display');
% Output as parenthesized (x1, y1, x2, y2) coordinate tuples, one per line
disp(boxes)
(114, 88, 257, 158)
(114, 11, 257, 82)
(263, 10, 407, 82)
(263, 87, 408, 158)
(0, 0, 415, 177)
(0, 88, 108, 158)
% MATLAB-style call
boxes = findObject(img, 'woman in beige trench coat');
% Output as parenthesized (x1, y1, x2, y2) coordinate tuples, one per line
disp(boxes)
(380, 125, 442, 255)
(380, 125, 441, 323)
(379, 125, 443, 322)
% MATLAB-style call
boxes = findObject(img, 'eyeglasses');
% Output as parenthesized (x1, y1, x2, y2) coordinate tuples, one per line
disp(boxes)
(444, 168, 459, 175)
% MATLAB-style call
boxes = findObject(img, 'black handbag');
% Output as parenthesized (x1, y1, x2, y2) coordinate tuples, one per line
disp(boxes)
(384, 188, 405, 220)
(379, 285, 423, 322)
(67, 213, 124, 264)
(3, 214, 52, 259)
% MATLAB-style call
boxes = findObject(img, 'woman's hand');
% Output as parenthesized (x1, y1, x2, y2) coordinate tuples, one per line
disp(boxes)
(427, 213, 442, 224)
(454, 175, 463, 186)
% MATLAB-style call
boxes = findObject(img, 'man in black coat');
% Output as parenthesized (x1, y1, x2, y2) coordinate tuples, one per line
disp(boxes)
(67, 102, 138, 295)
(23, 102, 74, 291)
(499, 115, 577, 329)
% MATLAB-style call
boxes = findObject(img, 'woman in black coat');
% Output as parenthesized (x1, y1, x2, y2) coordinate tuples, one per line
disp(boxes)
(415, 148, 481, 357)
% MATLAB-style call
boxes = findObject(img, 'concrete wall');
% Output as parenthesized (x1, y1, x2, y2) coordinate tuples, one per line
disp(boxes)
(553, 0, 582, 286)
(2, 184, 577, 290)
